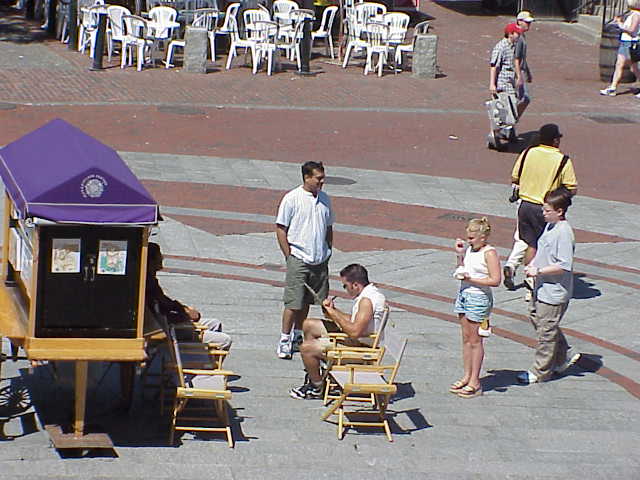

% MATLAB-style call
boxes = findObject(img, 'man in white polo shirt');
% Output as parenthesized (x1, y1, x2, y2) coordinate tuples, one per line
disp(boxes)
(275, 161, 334, 359)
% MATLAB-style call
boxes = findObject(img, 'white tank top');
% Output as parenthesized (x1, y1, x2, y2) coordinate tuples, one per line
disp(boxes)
(621, 10, 640, 41)
(460, 245, 495, 296)
(351, 283, 386, 337)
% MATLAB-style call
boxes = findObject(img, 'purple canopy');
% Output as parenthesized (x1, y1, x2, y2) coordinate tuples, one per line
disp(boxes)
(0, 119, 158, 224)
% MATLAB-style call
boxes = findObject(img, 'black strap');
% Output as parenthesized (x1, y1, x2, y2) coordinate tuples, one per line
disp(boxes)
(514, 147, 532, 183)
(552, 155, 569, 185)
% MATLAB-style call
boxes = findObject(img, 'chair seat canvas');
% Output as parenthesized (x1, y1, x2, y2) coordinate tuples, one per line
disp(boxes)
(187, 373, 226, 390)
(331, 370, 388, 388)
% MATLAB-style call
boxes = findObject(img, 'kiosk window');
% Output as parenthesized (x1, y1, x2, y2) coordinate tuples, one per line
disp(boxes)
(51, 238, 81, 273)
(98, 240, 127, 275)
(9, 229, 22, 271)
(21, 246, 33, 292)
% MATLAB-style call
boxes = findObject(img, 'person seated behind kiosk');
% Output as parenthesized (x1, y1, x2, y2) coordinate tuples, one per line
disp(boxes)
(289, 264, 386, 399)
(146, 242, 232, 350)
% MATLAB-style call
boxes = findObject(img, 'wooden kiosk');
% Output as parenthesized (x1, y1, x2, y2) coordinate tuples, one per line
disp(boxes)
(0, 119, 159, 449)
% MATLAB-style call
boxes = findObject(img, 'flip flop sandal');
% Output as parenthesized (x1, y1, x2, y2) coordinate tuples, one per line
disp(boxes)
(449, 380, 467, 393)
(457, 385, 482, 398)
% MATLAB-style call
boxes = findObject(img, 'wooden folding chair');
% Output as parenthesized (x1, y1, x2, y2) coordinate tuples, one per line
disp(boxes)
(322, 305, 390, 405)
(165, 325, 234, 448)
(321, 330, 407, 442)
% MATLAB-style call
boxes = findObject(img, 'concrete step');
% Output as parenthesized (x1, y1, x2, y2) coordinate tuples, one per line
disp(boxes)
(579, 13, 603, 32)
(555, 14, 602, 45)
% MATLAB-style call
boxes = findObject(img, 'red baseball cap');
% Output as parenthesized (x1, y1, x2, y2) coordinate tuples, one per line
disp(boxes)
(504, 23, 523, 35)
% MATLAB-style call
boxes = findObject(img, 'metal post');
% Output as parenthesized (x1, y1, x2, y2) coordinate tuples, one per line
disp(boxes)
(25, 0, 35, 19)
(90, 12, 107, 71)
(68, 0, 78, 50)
(295, 6, 317, 76)
(47, 0, 57, 37)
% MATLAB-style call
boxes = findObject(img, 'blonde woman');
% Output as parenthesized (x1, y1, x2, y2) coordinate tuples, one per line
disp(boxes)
(450, 218, 501, 398)
(600, 0, 640, 97)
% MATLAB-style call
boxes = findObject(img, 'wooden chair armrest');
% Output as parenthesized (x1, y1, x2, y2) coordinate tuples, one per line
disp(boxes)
(346, 364, 393, 372)
(331, 345, 381, 352)
(326, 350, 381, 361)
(179, 343, 229, 355)
(331, 364, 393, 372)
(327, 332, 348, 339)
(182, 368, 234, 376)
(328, 332, 376, 340)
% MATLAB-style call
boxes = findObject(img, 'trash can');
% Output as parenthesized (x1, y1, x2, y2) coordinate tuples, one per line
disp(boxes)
(599, 24, 636, 83)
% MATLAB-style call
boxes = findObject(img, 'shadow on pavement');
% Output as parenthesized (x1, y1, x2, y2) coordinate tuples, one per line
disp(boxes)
(482, 368, 523, 392)
(484, 355, 600, 392)
(14, 357, 253, 455)
(500, 130, 540, 154)
(0, 1, 49, 44)
(572, 273, 602, 300)
(393, 381, 416, 401)
(0, 377, 39, 441)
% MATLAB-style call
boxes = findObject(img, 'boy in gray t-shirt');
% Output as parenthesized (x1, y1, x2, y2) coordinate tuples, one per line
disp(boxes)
(517, 188, 581, 385)
(532, 220, 574, 305)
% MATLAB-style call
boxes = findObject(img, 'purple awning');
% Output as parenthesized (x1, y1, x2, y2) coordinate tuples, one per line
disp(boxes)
(0, 119, 158, 224)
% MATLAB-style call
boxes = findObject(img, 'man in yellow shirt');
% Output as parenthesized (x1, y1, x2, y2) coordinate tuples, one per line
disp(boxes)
(510, 124, 577, 264)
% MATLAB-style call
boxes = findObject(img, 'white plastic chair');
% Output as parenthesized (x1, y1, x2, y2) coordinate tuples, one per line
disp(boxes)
(216, 2, 240, 35)
(121, 14, 157, 71)
(243, 7, 270, 32)
(77, 0, 100, 48)
(276, 14, 306, 69)
(225, 14, 258, 70)
(214, 1, 240, 55)
(251, 20, 278, 75)
(106, 5, 131, 62)
(394, 20, 429, 69)
(311, 5, 337, 58)
(278, 9, 312, 62)
(78, 5, 101, 56)
(383, 12, 409, 46)
(257, 3, 270, 16)
(148, 5, 178, 40)
(342, 7, 367, 68)
(272, 0, 298, 27)
(364, 22, 389, 77)
(355, 2, 386, 24)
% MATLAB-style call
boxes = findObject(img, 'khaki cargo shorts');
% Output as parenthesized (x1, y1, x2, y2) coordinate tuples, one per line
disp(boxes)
(283, 255, 329, 310)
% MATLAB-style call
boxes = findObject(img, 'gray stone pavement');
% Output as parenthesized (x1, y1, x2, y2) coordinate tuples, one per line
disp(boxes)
(1, 153, 639, 478)
(123, 151, 640, 242)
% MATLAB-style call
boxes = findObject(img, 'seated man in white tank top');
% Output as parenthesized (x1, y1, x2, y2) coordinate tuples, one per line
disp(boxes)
(289, 263, 386, 400)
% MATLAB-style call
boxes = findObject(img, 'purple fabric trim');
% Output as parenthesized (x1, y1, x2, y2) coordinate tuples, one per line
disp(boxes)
(0, 119, 158, 224)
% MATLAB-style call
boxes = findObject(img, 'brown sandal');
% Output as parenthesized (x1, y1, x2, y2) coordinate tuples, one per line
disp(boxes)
(449, 380, 467, 393)
(457, 385, 483, 398)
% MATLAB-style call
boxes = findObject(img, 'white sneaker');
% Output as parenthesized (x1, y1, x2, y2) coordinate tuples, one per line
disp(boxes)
(599, 87, 616, 96)
(516, 370, 538, 384)
(276, 340, 292, 359)
(635, 92, 640, 99)
(554, 352, 581, 374)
